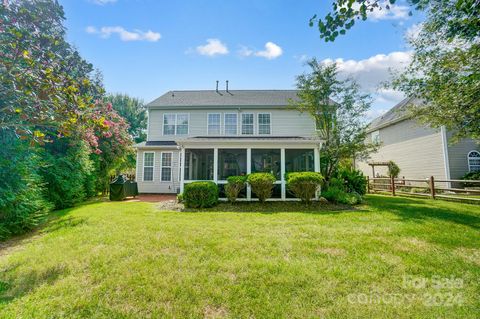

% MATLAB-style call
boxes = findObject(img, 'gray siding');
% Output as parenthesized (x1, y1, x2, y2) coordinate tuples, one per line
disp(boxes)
(446, 132, 479, 179)
(147, 108, 316, 140)
(357, 119, 447, 180)
(136, 150, 180, 194)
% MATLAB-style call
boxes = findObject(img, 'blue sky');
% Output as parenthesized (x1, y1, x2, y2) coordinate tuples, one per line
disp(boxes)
(60, 0, 423, 119)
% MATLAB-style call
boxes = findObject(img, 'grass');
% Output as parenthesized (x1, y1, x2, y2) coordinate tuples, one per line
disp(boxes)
(0, 195, 479, 318)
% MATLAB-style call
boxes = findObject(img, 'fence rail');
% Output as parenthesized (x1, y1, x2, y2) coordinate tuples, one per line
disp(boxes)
(366, 176, 480, 204)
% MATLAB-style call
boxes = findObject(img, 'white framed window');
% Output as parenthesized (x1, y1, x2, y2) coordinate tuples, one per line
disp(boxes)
(258, 113, 271, 135)
(468, 150, 480, 172)
(371, 130, 380, 143)
(224, 113, 238, 135)
(163, 113, 189, 135)
(176, 114, 189, 135)
(163, 114, 176, 135)
(143, 152, 155, 181)
(241, 113, 254, 135)
(161, 152, 172, 182)
(208, 113, 221, 135)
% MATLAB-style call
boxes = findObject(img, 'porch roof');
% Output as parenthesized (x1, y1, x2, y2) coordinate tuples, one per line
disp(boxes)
(177, 136, 322, 146)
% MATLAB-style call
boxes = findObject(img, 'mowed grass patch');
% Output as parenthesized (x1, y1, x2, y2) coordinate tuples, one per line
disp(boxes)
(0, 195, 479, 318)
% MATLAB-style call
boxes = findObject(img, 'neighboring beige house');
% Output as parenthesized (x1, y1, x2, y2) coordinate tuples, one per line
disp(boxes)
(357, 98, 480, 181)
(134, 88, 324, 200)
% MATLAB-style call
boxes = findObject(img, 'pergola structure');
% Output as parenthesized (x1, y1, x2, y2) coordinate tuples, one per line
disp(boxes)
(368, 161, 391, 178)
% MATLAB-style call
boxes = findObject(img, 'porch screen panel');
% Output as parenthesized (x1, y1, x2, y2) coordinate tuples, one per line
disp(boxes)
(218, 149, 247, 180)
(251, 149, 281, 180)
(184, 149, 214, 180)
(285, 149, 315, 173)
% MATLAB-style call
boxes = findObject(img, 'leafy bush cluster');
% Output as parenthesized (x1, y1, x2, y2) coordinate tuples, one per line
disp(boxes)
(183, 182, 219, 208)
(461, 171, 480, 187)
(321, 167, 366, 205)
(225, 176, 247, 203)
(247, 173, 276, 203)
(286, 172, 323, 204)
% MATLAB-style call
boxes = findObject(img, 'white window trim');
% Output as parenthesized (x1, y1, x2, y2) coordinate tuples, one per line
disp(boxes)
(257, 112, 272, 135)
(224, 113, 238, 136)
(371, 130, 380, 143)
(178, 151, 182, 182)
(468, 150, 480, 172)
(241, 113, 255, 135)
(163, 113, 190, 136)
(207, 113, 222, 135)
(160, 152, 173, 182)
(143, 152, 155, 182)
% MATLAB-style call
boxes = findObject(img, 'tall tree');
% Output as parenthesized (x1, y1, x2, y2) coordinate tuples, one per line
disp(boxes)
(291, 59, 378, 181)
(104, 93, 147, 143)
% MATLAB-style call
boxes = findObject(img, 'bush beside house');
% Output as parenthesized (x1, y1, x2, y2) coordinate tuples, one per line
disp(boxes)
(247, 173, 276, 203)
(183, 182, 219, 208)
(286, 172, 323, 204)
(225, 176, 247, 203)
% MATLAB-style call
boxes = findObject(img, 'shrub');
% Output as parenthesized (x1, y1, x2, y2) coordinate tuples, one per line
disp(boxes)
(337, 168, 367, 195)
(286, 172, 323, 204)
(225, 176, 247, 203)
(461, 171, 480, 187)
(322, 186, 361, 205)
(183, 181, 219, 208)
(387, 161, 400, 178)
(247, 173, 276, 203)
(176, 193, 183, 203)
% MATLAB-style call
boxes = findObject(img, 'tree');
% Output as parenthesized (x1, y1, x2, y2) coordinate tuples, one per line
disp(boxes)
(310, 0, 478, 42)
(104, 93, 147, 143)
(291, 58, 378, 181)
(391, 1, 480, 140)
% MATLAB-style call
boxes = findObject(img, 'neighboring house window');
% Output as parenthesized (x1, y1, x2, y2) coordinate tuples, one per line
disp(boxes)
(163, 113, 189, 135)
(161, 152, 172, 181)
(241, 113, 254, 135)
(224, 113, 238, 135)
(468, 150, 480, 172)
(208, 113, 221, 135)
(258, 113, 271, 135)
(371, 130, 380, 143)
(143, 152, 154, 181)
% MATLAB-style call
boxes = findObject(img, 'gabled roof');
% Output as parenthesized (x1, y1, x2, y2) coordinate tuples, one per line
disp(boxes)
(147, 90, 301, 108)
(368, 97, 421, 132)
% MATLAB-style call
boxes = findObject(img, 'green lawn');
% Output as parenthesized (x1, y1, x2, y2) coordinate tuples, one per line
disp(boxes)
(0, 195, 479, 318)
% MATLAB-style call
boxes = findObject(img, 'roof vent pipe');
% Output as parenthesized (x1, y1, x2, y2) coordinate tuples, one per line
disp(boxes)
(226, 80, 229, 93)
(216, 80, 219, 93)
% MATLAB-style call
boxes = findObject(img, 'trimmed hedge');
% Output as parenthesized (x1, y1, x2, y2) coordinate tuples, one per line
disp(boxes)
(247, 173, 276, 203)
(286, 172, 323, 204)
(183, 181, 219, 208)
(225, 176, 247, 203)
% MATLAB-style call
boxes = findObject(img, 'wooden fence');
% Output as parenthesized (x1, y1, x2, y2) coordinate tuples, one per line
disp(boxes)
(367, 176, 480, 204)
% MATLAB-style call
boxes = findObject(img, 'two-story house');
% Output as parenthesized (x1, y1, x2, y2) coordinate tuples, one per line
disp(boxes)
(356, 97, 479, 181)
(134, 89, 323, 200)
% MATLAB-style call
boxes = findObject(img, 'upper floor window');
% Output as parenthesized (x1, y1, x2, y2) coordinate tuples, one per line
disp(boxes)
(143, 152, 154, 181)
(208, 113, 221, 135)
(258, 113, 271, 135)
(163, 113, 189, 135)
(224, 113, 238, 135)
(241, 113, 254, 135)
(371, 130, 380, 143)
(468, 150, 480, 172)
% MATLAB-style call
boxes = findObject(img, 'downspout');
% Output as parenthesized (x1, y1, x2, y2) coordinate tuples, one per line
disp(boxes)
(440, 126, 451, 188)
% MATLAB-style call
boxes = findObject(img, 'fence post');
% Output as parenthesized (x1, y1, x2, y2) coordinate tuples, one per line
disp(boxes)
(366, 176, 370, 194)
(429, 176, 436, 199)
(390, 175, 395, 196)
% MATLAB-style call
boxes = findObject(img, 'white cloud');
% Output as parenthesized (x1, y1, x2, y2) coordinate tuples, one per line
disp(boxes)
(346, 1, 410, 21)
(294, 54, 309, 62)
(238, 45, 254, 57)
(196, 39, 229, 56)
(89, 0, 117, 5)
(405, 23, 422, 41)
(321, 51, 412, 106)
(85, 26, 161, 42)
(255, 42, 283, 59)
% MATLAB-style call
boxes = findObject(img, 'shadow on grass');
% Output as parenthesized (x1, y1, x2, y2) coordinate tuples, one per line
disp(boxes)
(179, 201, 359, 215)
(365, 195, 480, 230)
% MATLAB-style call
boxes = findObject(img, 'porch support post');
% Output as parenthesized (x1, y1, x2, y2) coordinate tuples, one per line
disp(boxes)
(180, 147, 186, 193)
(281, 148, 286, 200)
(314, 145, 321, 199)
(246, 148, 251, 200)
(213, 148, 218, 183)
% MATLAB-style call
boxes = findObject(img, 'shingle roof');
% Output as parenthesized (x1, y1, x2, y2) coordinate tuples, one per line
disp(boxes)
(368, 97, 421, 132)
(147, 90, 302, 108)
